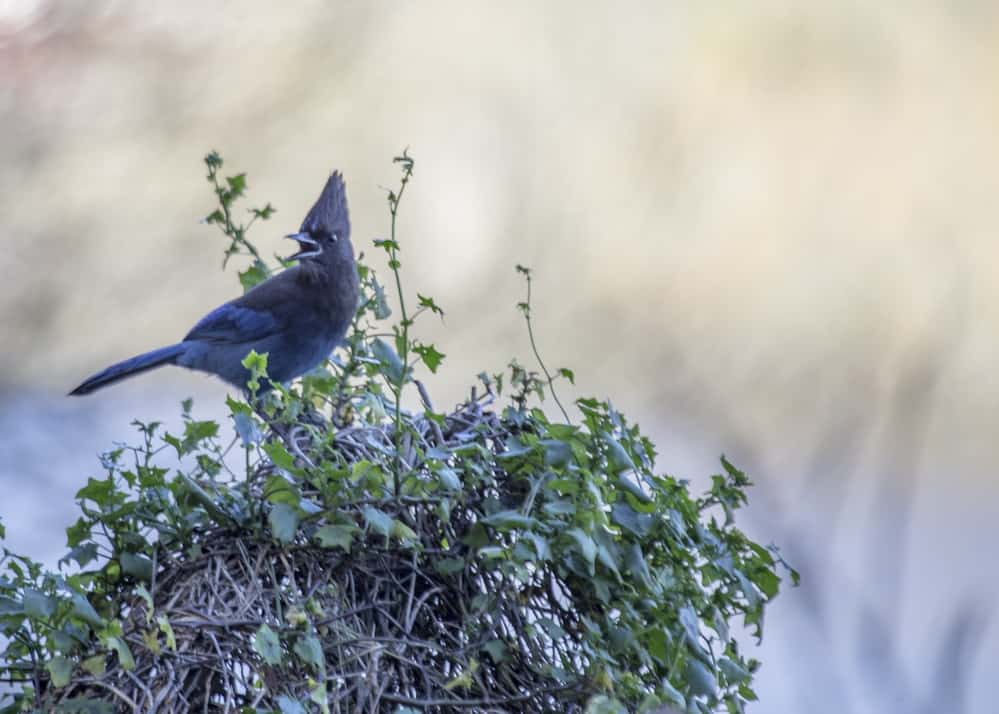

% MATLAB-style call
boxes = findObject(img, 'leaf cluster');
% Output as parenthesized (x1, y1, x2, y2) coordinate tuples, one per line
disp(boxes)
(0, 154, 795, 714)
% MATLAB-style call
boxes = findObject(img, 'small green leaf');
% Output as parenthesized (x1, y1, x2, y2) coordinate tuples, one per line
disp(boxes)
(611, 502, 652, 537)
(525, 532, 551, 561)
(239, 260, 270, 291)
(107, 636, 135, 671)
(251, 202, 276, 220)
(391, 519, 419, 544)
(293, 634, 324, 670)
(225, 172, 247, 196)
(241, 350, 269, 392)
(120, 552, 153, 582)
(413, 342, 446, 373)
(314, 524, 357, 551)
(157, 615, 176, 651)
(23, 589, 56, 619)
(750, 567, 780, 599)
(263, 442, 299, 474)
(684, 658, 717, 697)
(546, 478, 579, 496)
(183, 418, 219, 444)
(253, 624, 282, 665)
(81, 654, 106, 676)
(71, 593, 104, 627)
(604, 436, 635, 473)
(142, 628, 162, 655)
(435, 466, 461, 490)
(719, 657, 751, 684)
(76, 478, 114, 508)
(659, 678, 686, 707)
(417, 293, 445, 317)
(276, 695, 307, 714)
(478, 546, 507, 559)
(646, 629, 669, 664)
(567, 529, 596, 574)
(481, 510, 537, 531)
(269, 503, 300, 544)
(363, 506, 394, 537)
(678, 605, 701, 645)
(371, 338, 404, 383)
(617, 473, 651, 503)
(46, 656, 74, 688)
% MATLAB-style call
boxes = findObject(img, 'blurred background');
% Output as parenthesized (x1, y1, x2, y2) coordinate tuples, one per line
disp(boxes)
(2, 1, 998, 711)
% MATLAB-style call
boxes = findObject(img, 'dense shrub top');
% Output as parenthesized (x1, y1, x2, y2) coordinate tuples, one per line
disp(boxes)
(0, 153, 795, 714)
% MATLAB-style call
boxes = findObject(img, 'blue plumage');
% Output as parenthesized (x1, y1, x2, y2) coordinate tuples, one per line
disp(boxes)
(70, 171, 359, 396)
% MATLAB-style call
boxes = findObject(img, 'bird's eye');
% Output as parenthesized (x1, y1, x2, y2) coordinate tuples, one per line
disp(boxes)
(331, 232, 339, 242)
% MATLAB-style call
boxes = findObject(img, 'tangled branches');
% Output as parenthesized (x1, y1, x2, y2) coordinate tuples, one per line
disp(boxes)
(46, 388, 599, 713)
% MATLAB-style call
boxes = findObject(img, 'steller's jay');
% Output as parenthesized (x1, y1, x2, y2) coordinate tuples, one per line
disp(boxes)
(69, 171, 359, 396)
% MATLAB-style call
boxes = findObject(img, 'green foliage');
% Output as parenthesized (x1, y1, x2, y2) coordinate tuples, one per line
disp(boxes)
(0, 153, 795, 713)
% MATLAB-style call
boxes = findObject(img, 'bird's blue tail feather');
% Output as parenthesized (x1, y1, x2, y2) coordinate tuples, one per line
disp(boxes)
(69, 344, 186, 395)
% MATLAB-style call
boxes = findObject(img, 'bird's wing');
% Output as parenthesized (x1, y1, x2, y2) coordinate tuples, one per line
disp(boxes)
(183, 303, 281, 345)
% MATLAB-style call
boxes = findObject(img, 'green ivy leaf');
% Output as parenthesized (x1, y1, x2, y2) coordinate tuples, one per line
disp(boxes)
(106, 636, 135, 671)
(225, 173, 247, 196)
(263, 442, 300, 474)
(417, 293, 445, 317)
(567, 529, 596, 575)
(157, 615, 177, 652)
(23, 589, 56, 619)
(684, 658, 717, 697)
(120, 552, 153, 582)
(314, 524, 357, 552)
(253, 624, 282, 665)
(239, 260, 270, 291)
(293, 633, 324, 671)
(413, 342, 446, 373)
(251, 202, 276, 220)
(363, 507, 394, 537)
(391, 519, 419, 544)
(611, 502, 653, 537)
(276, 695, 307, 714)
(269, 503, 300, 544)
(481, 510, 537, 531)
(71, 593, 104, 627)
(81, 654, 106, 677)
(604, 436, 635, 473)
(371, 338, 405, 383)
(719, 657, 751, 685)
(46, 656, 73, 688)
(435, 466, 461, 491)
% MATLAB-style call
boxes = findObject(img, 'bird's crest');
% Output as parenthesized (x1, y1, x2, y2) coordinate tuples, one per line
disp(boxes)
(300, 171, 349, 235)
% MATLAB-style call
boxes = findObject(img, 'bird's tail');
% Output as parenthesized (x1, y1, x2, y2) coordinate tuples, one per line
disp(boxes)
(69, 344, 186, 396)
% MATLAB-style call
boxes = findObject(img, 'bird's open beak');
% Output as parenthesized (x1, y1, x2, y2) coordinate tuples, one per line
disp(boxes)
(284, 232, 321, 261)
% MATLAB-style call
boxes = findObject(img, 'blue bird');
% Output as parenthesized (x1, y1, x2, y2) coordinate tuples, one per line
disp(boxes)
(70, 171, 359, 396)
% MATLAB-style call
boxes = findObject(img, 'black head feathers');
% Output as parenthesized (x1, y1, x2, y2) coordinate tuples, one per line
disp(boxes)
(300, 171, 350, 238)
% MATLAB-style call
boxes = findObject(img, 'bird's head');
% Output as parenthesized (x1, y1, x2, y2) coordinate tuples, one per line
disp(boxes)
(284, 170, 351, 263)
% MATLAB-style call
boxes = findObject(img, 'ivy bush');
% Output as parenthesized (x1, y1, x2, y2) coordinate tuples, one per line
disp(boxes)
(0, 153, 795, 714)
